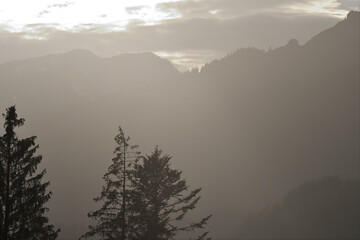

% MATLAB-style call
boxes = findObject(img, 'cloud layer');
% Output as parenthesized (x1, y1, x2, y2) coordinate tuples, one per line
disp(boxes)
(0, 0, 356, 70)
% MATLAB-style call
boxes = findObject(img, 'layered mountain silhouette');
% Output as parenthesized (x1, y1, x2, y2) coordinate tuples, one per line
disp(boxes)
(0, 11, 358, 239)
(0, 50, 179, 104)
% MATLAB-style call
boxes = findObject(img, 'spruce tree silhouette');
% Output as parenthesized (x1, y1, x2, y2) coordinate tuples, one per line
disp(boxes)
(0, 106, 59, 240)
(129, 147, 211, 240)
(81, 127, 140, 240)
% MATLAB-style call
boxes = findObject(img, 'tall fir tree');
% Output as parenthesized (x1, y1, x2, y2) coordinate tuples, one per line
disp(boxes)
(129, 147, 211, 240)
(81, 127, 140, 240)
(0, 106, 59, 240)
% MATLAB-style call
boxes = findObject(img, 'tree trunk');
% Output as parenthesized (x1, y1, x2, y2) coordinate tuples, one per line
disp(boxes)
(3, 132, 12, 240)
(121, 142, 126, 240)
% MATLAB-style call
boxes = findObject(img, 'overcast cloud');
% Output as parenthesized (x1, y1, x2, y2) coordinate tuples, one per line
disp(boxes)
(0, 0, 357, 70)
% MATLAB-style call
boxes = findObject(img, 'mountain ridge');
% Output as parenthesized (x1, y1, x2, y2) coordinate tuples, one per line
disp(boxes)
(193, 11, 359, 76)
(0, 12, 358, 240)
(1, 11, 358, 76)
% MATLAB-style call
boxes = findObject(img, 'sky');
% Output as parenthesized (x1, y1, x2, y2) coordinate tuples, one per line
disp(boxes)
(0, 0, 358, 71)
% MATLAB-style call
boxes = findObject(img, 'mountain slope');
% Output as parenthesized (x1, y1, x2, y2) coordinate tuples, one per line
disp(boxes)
(190, 10, 359, 184)
(239, 176, 360, 239)
(0, 12, 359, 239)
(0, 49, 179, 105)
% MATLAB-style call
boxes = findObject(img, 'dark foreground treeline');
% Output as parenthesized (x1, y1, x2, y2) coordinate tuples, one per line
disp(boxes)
(0, 106, 211, 240)
(0, 12, 358, 240)
(0, 106, 60, 240)
(0, 106, 359, 240)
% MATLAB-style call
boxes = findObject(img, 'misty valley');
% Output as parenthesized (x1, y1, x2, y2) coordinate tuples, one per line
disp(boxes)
(0, 8, 359, 240)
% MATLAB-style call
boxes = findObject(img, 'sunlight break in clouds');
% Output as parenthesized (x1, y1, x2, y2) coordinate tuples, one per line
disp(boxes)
(155, 50, 221, 72)
(285, 0, 349, 18)
(0, 0, 182, 34)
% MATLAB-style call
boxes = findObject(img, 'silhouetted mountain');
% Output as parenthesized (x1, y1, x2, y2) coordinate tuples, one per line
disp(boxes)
(0, 49, 179, 104)
(0, 12, 358, 240)
(189, 10, 359, 190)
(198, 11, 358, 78)
(239, 176, 360, 239)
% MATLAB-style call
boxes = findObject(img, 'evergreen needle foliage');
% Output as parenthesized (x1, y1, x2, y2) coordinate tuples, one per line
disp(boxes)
(129, 147, 211, 240)
(82, 130, 211, 240)
(81, 127, 140, 240)
(0, 106, 59, 240)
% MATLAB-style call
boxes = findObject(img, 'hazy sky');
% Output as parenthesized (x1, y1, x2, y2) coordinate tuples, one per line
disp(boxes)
(0, 0, 358, 70)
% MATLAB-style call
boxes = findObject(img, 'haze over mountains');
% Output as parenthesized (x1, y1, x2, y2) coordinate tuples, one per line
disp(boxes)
(0, 11, 359, 239)
(239, 176, 360, 239)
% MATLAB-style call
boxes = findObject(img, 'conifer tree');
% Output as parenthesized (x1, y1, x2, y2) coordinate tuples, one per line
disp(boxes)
(129, 147, 211, 240)
(81, 127, 140, 240)
(0, 106, 59, 240)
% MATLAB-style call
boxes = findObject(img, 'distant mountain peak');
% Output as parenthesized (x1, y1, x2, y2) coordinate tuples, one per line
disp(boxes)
(286, 39, 300, 48)
(346, 10, 359, 22)
(112, 52, 163, 61)
(63, 49, 98, 59)
(111, 52, 179, 73)
(303, 10, 359, 52)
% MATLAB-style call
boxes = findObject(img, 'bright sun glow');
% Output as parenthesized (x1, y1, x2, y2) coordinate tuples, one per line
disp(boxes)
(0, 0, 182, 34)
(155, 50, 220, 72)
(285, 0, 348, 18)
